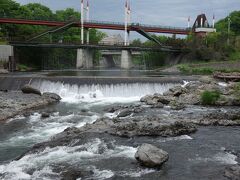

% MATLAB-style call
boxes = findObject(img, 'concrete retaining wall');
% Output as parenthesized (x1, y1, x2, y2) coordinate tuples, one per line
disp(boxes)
(0, 45, 13, 62)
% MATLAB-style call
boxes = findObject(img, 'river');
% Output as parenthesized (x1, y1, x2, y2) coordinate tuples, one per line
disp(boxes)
(0, 76, 239, 179)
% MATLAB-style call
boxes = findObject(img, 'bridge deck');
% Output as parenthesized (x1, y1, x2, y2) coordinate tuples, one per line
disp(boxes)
(9, 42, 183, 52)
(0, 18, 191, 35)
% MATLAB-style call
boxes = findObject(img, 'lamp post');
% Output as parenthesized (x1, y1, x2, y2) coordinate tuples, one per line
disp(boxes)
(227, 15, 231, 45)
(81, 0, 84, 44)
(87, 0, 90, 44)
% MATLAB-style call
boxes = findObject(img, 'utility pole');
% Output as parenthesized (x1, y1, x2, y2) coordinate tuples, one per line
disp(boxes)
(127, 0, 131, 45)
(81, 0, 84, 44)
(227, 15, 231, 45)
(188, 16, 190, 28)
(212, 14, 215, 28)
(124, 0, 128, 46)
(86, 0, 90, 44)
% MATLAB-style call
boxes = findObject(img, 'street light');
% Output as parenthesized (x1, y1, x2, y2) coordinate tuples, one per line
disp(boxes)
(227, 15, 231, 45)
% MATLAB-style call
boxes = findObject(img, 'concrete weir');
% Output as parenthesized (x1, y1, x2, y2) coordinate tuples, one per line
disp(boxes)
(121, 50, 132, 69)
(76, 48, 93, 69)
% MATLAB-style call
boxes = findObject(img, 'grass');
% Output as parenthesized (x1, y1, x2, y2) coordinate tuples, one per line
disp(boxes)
(177, 64, 214, 75)
(233, 82, 240, 100)
(17, 64, 29, 71)
(0, 41, 7, 45)
(201, 90, 221, 105)
(177, 61, 240, 75)
(230, 51, 240, 61)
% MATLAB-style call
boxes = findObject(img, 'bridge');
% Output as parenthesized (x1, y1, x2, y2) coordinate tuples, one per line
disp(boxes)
(0, 18, 190, 35)
(9, 42, 181, 52)
(0, 0, 216, 69)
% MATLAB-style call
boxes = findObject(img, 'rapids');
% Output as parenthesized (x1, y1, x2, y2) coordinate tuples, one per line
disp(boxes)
(0, 80, 239, 179)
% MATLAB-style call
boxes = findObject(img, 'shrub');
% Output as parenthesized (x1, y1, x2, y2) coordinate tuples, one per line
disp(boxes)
(233, 82, 240, 100)
(17, 64, 29, 71)
(177, 64, 191, 73)
(201, 90, 220, 105)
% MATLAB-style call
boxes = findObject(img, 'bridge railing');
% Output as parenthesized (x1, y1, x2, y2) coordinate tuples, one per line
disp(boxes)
(8, 39, 184, 50)
(0, 16, 190, 32)
(84, 20, 190, 31)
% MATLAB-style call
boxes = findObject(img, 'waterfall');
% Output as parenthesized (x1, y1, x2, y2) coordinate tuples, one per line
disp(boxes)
(31, 80, 179, 103)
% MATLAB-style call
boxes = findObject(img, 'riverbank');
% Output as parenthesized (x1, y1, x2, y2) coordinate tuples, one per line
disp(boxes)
(0, 91, 61, 121)
(177, 61, 240, 75)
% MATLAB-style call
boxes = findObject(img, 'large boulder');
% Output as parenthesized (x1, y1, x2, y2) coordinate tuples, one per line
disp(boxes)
(224, 165, 240, 180)
(135, 144, 169, 168)
(21, 84, 41, 96)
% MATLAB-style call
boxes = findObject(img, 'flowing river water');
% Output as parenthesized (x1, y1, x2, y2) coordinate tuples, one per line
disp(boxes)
(0, 79, 239, 179)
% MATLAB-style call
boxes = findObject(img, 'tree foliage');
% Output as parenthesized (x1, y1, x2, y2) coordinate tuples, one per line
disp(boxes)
(0, 0, 106, 69)
(216, 11, 240, 35)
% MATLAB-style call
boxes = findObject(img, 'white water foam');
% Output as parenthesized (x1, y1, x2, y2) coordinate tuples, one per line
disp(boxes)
(189, 152, 238, 165)
(1, 112, 99, 148)
(87, 167, 114, 180)
(218, 82, 228, 87)
(6, 115, 25, 123)
(31, 80, 178, 104)
(158, 135, 193, 143)
(120, 168, 156, 177)
(182, 80, 189, 87)
(0, 138, 137, 179)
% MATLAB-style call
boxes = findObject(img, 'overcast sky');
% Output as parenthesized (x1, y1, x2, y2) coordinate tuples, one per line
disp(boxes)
(14, 0, 240, 39)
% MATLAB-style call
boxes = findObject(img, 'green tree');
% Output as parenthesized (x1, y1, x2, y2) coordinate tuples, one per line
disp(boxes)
(216, 11, 240, 35)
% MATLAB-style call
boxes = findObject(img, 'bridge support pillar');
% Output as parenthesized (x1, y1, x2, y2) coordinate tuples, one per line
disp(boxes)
(121, 50, 132, 69)
(76, 49, 93, 69)
(101, 55, 116, 68)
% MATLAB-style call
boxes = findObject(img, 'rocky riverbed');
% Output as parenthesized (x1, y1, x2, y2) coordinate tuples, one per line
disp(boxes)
(0, 78, 239, 179)
(0, 90, 61, 121)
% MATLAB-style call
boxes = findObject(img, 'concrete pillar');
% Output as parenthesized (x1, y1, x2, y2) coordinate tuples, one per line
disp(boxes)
(102, 55, 115, 68)
(76, 48, 93, 69)
(121, 50, 132, 69)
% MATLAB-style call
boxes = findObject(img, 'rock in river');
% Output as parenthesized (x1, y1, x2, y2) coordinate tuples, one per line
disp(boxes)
(224, 165, 240, 180)
(135, 143, 169, 168)
(21, 84, 42, 96)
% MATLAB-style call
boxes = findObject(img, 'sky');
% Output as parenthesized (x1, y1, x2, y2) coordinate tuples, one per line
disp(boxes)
(14, 0, 240, 39)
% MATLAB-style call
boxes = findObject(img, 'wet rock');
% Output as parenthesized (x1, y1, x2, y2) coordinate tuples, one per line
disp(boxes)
(178, 94, 201, 105)
(41, 112, 50, 118)
(109, 117, 197, 137)
(146, 99, 158, 105)
(141, 94, 172, 106)
(197, 111, 240, 126)
(0, 89, 8, 92)
(153, 93, 172, 104)
(198, 119, 240, 126)
(169, 101, 185, 110)
(53, 166, 94, 180)
(133, 107, 144, 113)
(0, 91, 61, 121)
(151, 102, 164, 108)
(105, 107, 117, 113)
(135, 144, 169, 168)
(42, 92, 61, 101)
(21, 84, 41, 96)
(140, 95, 153, 103)
(164, 86, 187, 97)
(117, 109, 132, 117)
(224, 165, 240, 180)
(80, 109, 88, 113)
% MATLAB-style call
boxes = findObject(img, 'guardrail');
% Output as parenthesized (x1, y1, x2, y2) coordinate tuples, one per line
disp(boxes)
(0, 17, 190, 32)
